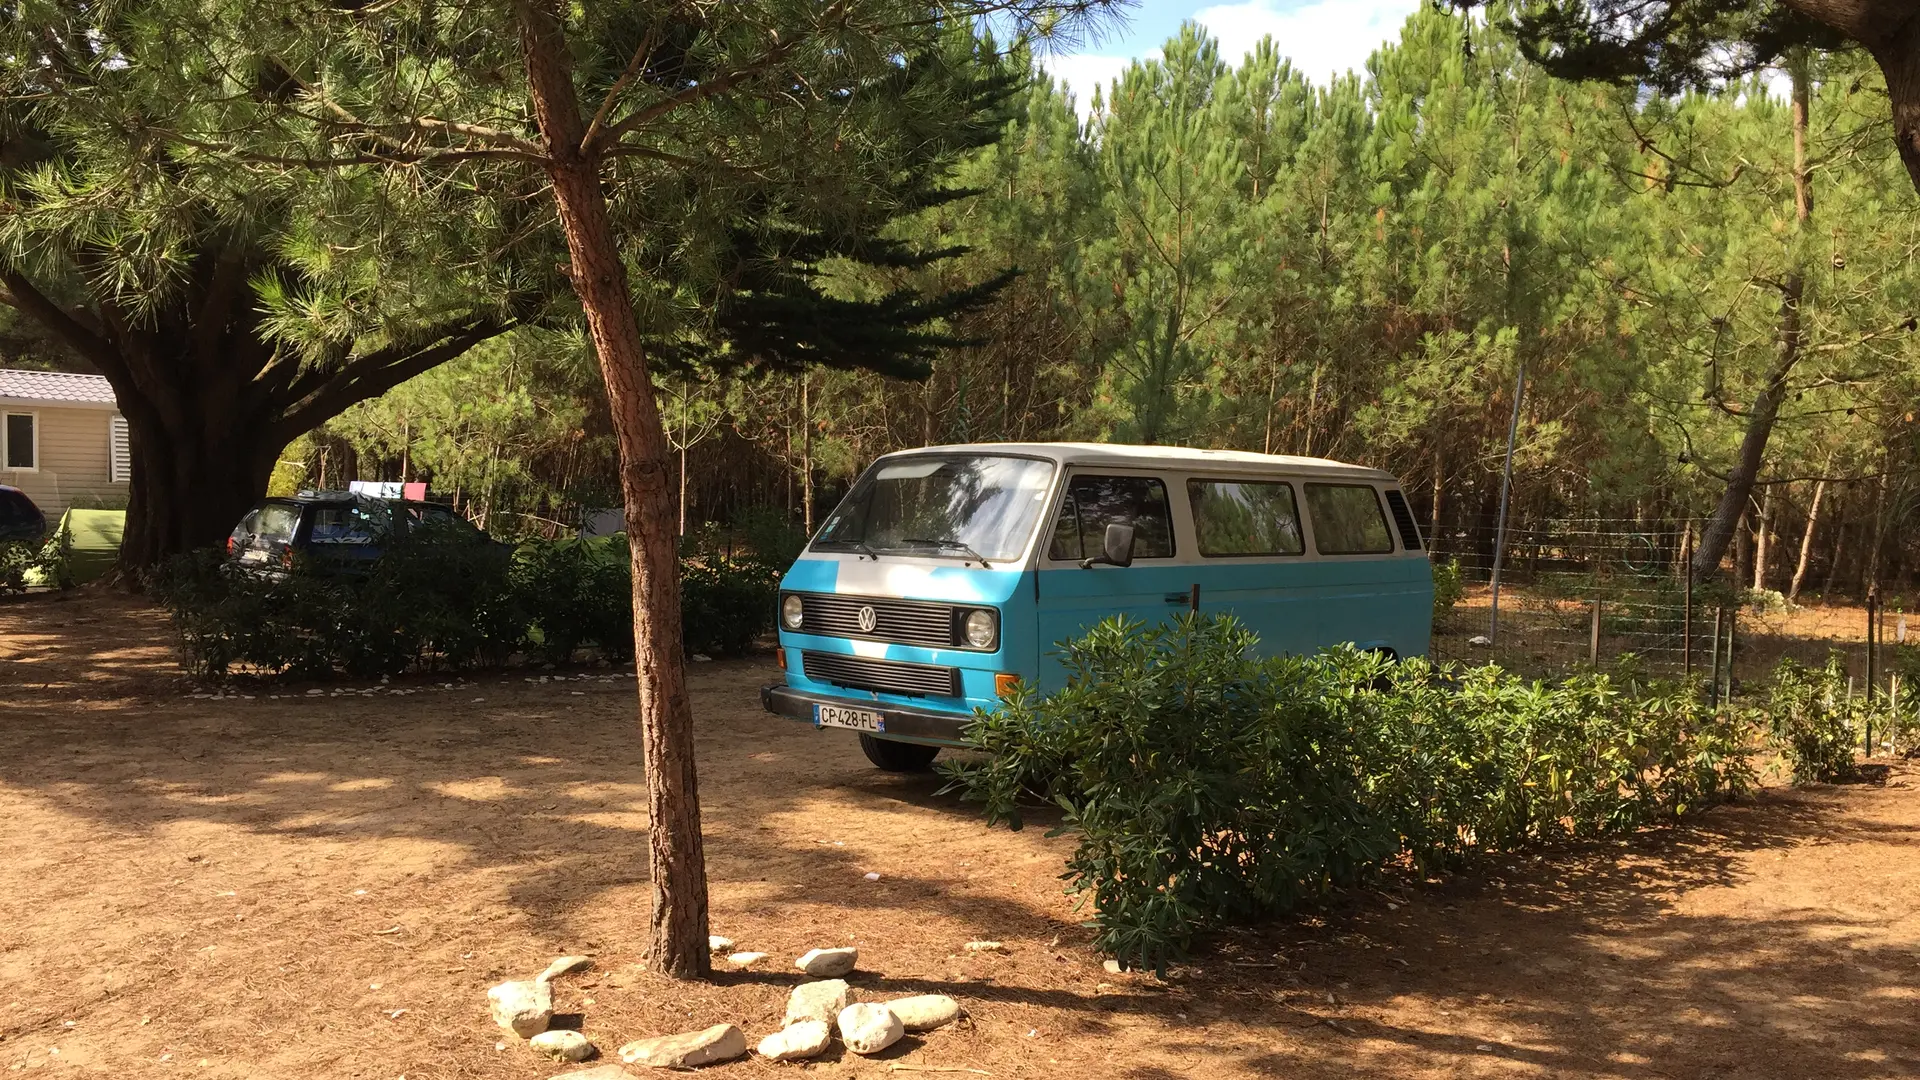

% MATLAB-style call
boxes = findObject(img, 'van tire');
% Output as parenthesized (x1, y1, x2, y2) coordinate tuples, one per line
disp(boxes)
(860, 734, 940, 772)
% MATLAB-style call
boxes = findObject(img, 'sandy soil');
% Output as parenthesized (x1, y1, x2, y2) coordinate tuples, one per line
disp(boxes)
(4, 589, 1919, 1079)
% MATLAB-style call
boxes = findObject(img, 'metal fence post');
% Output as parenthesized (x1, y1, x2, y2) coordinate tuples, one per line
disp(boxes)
(1726, 604, 1737, 702)
(1589, 600, 1602, 665)
(1709, 607, 1724, 707)
(1682, 530, 1693, 679)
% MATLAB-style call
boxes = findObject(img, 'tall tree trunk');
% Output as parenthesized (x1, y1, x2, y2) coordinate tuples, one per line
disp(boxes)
(1691, 53, 1813, 583)
(1752, 485, 1775, 591)
(114, 382, 283, 570)
(1788, 476, 1828, 603)
(801, 372, 814, 535)
(1784, 0, 1920, 195)
(516, 0, 708, 979)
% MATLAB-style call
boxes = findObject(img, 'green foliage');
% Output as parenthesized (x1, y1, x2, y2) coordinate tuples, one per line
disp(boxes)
(1431, 557, 1465, 624)
(0, 541, 38, 594)
(946, 614, 1756, 970)
(1758, 654, 1860, 784)
(153, 524, 792, 680)
(515, 536, 634, 665)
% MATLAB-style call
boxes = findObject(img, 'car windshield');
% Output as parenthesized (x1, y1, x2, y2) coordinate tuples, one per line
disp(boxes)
(813, 455, 1057, 563)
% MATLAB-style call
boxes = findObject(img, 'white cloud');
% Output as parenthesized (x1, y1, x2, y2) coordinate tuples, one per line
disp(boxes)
(1038, 51, 1157, 119)
(1194, 0, 1422, 84)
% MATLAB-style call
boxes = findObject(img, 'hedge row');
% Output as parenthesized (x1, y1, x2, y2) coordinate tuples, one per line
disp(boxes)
(153, 523, 799, 680)
(944, 614, 1881, 970)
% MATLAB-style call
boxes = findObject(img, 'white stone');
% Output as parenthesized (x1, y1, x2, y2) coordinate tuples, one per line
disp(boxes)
(755, 1020, 831, 1061)
(1103, 959, 1124, 974)
(530, 1030, 594, 1062)
(725, 951, 767, 968)
(547, 1066, 635, 1080)
(887, 994, 962, 1032)
(962, 941, 1007, 953)
(708, 935, 734, 953)
(618, 1024, 746, 1068)
(536, 955, 592, 983)
(488, 979, 553, 1038)
(1468, 634, 1493, 647)
(795, 946, 857, 977)
(784, 979, 851, 1026)
(836, 1003, 903, 1055)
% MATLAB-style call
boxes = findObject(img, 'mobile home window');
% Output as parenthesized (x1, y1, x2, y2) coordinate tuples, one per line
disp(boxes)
(1305, 483, 1394, 555)
(1188, 479, 1303, 556)
(3, 413, 34, 471)
(1048, 475, 1175, 561)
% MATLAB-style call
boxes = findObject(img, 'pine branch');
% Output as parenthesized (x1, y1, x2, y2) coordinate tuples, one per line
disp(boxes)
(272, 315, 511, 441)
(0, 269, 122, 374)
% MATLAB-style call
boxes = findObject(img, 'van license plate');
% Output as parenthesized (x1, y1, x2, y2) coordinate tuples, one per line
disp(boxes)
(815, 704, 884, 732)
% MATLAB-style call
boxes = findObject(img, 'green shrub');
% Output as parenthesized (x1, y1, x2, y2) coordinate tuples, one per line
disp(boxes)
(154, 521, 791, 679)
(944, 614, 1756, 971)
(515, 536, 632, 664)
(1430, 557, 1464, 624)
(1759, 655, 1859, 784)
(152, 531, 521, 679)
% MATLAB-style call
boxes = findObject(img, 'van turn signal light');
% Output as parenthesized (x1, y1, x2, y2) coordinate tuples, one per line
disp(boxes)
(995, 672, 1021, 698)
(777, 649, 787, 671)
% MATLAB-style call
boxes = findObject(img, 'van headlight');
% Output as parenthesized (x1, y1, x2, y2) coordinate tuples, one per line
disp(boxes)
(963, 609, 997, 649)
(780, 594, 805, 630)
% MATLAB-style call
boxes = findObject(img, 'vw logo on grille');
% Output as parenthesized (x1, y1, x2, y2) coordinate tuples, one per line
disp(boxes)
(856, 605, 878, 633)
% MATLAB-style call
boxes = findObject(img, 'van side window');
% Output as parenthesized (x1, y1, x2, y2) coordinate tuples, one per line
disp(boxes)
(1305, 483, 1394, 554)
(1188, 479, 1303, 556)
(1048, 475, 1175, 561)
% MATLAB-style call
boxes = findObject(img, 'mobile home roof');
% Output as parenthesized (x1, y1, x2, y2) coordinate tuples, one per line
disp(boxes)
(887, 442, 1397, 481)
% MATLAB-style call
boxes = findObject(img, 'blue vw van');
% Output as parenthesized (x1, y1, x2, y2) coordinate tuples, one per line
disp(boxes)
(760, 443, 1433, 771)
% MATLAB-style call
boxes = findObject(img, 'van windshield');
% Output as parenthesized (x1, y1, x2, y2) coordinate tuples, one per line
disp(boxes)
(813, 455, 1057, 563)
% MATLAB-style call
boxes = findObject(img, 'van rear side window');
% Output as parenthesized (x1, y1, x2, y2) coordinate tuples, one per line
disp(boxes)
(1189, 479, 1303, 556)
(1305, 483, 1394, 554)
(1049, 475, 1174, 561)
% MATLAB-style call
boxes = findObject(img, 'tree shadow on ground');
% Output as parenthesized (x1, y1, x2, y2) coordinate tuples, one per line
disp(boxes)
(4, 593, 1920, 1078)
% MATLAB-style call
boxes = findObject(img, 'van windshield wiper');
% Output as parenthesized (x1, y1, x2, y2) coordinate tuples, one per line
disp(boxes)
(901, 537, 993, 568)
(852, 540, 879, 561)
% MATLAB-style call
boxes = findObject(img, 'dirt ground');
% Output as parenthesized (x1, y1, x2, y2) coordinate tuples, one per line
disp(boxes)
(4, 590, 1920, 1079)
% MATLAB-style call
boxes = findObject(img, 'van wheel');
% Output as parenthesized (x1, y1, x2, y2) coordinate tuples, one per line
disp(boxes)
(860, 734, 940, 772)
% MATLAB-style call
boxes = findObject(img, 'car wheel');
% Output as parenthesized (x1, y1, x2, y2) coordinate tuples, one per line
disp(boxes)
(859, 733, 940, 773)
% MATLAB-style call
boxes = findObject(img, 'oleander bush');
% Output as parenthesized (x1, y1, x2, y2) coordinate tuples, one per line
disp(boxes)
(153, 521, 795, 680)
(1760, 654, 1863, 784)
(945, 614, 1758, 971)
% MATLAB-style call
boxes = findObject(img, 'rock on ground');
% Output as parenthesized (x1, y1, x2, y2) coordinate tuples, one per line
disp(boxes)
(795, 946, 857, 977)
(887, 994, 962, 1032)
(488, 979, 554, 1038)
(708, 935, 734, 953)
(536, 955, 593, 983)
(530, 1029, 595, 1062)
(962, 941, 1007, 953)
(756, 1019, 832, 1061)
(837, 1002, 904, 1055)
(618, 1024, 747, 1069)
(784, 979, 852, 1026)
(725, 951, 767, 968)
(548, 1067, 635, 1080)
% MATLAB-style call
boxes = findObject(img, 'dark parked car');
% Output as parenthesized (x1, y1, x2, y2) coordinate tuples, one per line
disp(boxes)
(228, 491, 496, 575)
(0, 485, 46, 544)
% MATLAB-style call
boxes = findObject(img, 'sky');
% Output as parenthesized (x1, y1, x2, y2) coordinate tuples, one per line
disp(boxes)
(1040, 0, 1425, 114)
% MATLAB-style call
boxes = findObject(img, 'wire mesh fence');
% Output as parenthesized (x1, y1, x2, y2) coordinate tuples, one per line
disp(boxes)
(1427, 514, 1920, 710)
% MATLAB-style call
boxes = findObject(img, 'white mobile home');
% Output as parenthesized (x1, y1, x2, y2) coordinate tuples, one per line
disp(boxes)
(0, 369, 130, 518)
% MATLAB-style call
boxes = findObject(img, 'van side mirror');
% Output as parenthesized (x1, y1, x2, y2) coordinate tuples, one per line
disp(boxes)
(1081, 523, 1136, 569)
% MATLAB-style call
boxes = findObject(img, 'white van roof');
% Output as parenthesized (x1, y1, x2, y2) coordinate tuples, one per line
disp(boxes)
(883, 442, 1399, 482)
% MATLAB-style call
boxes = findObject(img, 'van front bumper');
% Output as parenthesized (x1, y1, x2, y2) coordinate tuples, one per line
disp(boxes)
(760, 684, 975, 747)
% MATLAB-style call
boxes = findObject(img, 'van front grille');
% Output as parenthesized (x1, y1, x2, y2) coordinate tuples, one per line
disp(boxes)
(797, 593, 958, 648)
(802, 652, 960, 698)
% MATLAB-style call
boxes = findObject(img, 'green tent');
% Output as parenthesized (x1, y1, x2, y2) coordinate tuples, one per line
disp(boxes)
(48, 509, 125, 585)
